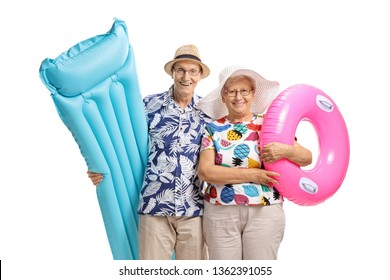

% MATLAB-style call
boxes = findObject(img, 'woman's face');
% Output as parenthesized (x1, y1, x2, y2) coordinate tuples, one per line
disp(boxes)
(222, 78, 254, 117)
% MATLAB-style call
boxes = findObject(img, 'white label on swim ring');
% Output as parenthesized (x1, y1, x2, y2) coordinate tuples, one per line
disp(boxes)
(299, 177, 318, 194)
(316, 95, 334, 112)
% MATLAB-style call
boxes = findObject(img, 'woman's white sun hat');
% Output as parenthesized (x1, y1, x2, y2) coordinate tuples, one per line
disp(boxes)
(197, 65, 280, 119)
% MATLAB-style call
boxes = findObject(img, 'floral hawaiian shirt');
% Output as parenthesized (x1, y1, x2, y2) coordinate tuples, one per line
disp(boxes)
(138, 86, 212, 216)
(200, 114, 283, 206)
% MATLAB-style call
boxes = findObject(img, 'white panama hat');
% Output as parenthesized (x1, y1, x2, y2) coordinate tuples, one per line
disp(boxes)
(197, 65, 280, 119)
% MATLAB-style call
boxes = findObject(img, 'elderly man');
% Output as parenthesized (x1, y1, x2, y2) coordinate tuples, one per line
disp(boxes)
(88, 44, 211, 260)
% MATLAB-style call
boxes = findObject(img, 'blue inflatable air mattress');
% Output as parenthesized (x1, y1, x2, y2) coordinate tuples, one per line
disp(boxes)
(39, 19, 147, 260)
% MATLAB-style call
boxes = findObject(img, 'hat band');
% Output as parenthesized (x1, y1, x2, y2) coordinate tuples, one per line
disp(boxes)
(174, 54, 201, 62)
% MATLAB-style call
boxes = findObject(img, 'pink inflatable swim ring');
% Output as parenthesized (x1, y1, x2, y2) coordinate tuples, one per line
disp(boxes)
(260, 84, 350, 206)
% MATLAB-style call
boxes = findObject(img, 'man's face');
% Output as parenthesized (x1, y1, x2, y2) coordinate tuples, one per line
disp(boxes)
(172, 61, 202, 96)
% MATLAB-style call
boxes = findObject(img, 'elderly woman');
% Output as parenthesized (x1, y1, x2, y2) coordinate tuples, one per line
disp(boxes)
(196, 65, 312, 260)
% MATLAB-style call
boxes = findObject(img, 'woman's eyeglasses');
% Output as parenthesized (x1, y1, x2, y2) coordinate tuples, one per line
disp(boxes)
(225, 89, 252, 97)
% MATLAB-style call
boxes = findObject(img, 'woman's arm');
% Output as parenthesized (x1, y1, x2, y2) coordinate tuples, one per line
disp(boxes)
(198, 149, 280, 187)
(260, 141, 312, 166)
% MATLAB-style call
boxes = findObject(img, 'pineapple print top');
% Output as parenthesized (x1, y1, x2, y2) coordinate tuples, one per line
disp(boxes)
(138, 86, 212, 216)
(200, 114, 283, 206)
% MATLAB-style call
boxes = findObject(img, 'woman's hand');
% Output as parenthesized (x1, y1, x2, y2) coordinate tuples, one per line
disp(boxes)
(256, 169, 280, 187)
(260, 142, 289, 163)
(87, 171, 103, 186)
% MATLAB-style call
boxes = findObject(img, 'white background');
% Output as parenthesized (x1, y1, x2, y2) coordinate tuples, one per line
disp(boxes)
(1, 0, 389, 279)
